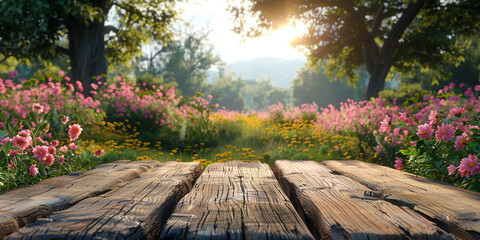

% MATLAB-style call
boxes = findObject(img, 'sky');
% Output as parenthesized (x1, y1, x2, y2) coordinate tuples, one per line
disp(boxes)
(178, 0, 306, 64)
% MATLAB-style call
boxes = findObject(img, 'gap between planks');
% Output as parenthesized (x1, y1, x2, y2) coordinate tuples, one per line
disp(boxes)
(274, 160, 455, 240)
(160, 160, 315, 240)
(321, 160, 480, 240)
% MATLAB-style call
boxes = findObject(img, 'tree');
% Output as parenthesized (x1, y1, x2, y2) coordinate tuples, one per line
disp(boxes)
(208, 73, 246, 111)
(231, 0, 480, 99)
(0, 0, 178, 95)
(250, 79, 273, 109)
(398, 36, 480, 90)
(292, 64, 364, 108)
(246, 78, 290, 109)
(161, 29, 222, 96)
(267, 87, 289, 106)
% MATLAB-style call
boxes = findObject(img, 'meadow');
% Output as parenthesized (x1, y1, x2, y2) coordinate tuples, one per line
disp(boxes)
(1, 71, 479, 192)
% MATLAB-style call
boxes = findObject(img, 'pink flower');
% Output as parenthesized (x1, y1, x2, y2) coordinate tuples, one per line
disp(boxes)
(61, 116, 69, 124)
(435, 123, 456, 142)
(130, 105, 138, 112)
(449, 107, 467, 117)
(8, 71, 18, 79)
(35, 137, 45, 144)
(18, 129, 31, 138)
(32, 103, 44, 114)
(68, 124, 83, 141)
(13, 136, 30, 151)
(69, 142, 78, 150)
(41, 154, 55, 166)
(29, 164, 39, 177)
(475, 85, 480, 91)
(76, 81, 84, 92)
(449, 96, 460, 103)
(8, 149, 18, 157)
(8, 161, 14, 169)
(410, 141, 417, 146)
(58, 155, 65, 164)
(58, 70, 65, 76)
(50, 140, 59, 147)
(1, 137, 12, 146)
(33, 145, 48, 161)
(465, 88, 474, 97)
(415, 112, 425, 121)
(454, 133, 469, 151)
(59, 145, 68, 152)
(93, 149, 104, 157)
(48, 146, 56, 155)
(447, 162, 457, 175)
(379, 115, 391, 134)
(459, 154, 480, 178)
(0, 122, 4, 129)
(417, 124, 433, 139)
(428, 110, 438, 125)
(394, 157, 403, 171)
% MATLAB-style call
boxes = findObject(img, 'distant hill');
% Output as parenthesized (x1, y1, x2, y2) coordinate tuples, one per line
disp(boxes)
(207, 57, 306, 88)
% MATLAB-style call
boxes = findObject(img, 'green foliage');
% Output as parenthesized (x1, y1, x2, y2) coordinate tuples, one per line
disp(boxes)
(243, 79, 290, 110)
(291, 64, 365, 108)
(162, 29, 223, 97)
(0, 0, 178, 83)
(135, 73, 165, 90)
(379, 83, 426, 106)
(208, 73, 246, 111)
(396, 37, 480, 89)
(231, 0, 480, 97)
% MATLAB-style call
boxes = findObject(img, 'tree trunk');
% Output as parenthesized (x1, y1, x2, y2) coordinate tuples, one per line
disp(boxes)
(67, 17, 106, 97)
(364, 60, 392, 100)
(362, 0, 425, 100)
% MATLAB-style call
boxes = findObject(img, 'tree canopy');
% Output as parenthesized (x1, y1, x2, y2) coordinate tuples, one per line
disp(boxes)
(0, 0, 178, 94)
(231, 0, 480, 99)
(162, 29, 222, 97)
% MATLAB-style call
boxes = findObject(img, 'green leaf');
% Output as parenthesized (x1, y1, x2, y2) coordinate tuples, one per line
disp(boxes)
(23, 81, 32, 87)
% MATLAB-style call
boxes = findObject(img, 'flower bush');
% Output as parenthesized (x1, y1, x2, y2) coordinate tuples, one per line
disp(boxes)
(0, 103, 103, 192)
(2, 68, 480, 192)
(94, 77, 218, 147)
(375, 83, 480, 190)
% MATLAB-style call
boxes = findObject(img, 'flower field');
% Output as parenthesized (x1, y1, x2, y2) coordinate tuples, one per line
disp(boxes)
(1, 72, 479, 192)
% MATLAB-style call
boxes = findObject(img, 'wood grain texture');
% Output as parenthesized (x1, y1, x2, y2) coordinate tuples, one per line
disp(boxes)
(321, 160, 480, 240)
(5, 161, 201, 240)
(0, 160, 159, 239)
(160, 161, 314, 240)
(274, 160, 454, 240)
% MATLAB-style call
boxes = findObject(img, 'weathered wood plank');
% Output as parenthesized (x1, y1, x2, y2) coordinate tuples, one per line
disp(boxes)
(160, 161, 314, 240)
(5, 161, 201, 240)
(274, 160, 455, 240)
(0, 160, 159, 239)
(321, 160, 480, 240)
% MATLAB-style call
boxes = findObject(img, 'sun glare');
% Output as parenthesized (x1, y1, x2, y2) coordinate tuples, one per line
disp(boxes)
(237, 23, 306, 60)
(273, 25, 304, 43)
